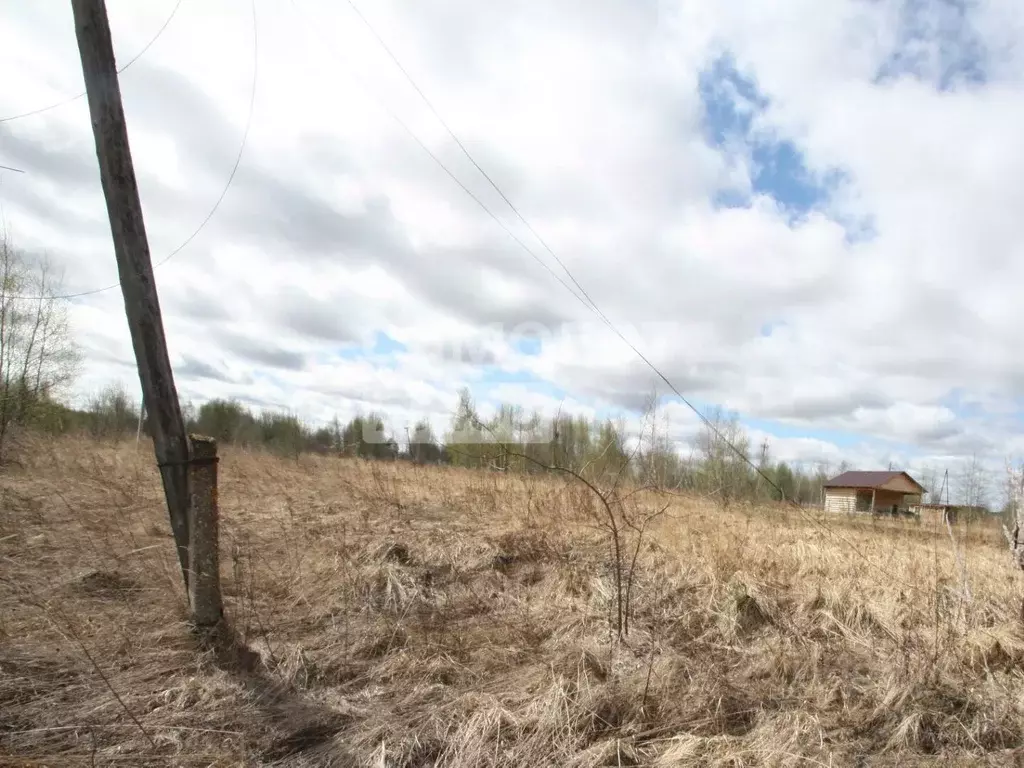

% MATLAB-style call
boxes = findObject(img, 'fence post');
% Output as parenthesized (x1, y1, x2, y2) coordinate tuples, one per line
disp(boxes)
(188, 434, 223, 626)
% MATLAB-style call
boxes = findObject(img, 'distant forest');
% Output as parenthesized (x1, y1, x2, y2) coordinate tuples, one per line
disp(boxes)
(16, 383, 865, 508)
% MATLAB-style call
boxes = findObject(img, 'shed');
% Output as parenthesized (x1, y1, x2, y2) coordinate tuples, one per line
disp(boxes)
(909, 502, 958, 525)
(822, 470, 926, 516)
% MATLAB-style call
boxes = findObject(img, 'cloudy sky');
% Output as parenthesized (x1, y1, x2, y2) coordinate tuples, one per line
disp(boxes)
(1, 0, 1023, 489)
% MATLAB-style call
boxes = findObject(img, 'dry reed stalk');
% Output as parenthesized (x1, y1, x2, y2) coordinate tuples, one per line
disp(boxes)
(0, 433, 1021, 766)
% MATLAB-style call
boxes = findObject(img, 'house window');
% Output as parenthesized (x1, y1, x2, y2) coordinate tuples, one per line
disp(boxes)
(855, 490, 873, 512)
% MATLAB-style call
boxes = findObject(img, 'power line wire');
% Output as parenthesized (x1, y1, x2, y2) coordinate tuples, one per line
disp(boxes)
(287, 0, 595, 314)
(341, 0, 612, 329)
(6, 0, 258, 302)
(0, 0, 186, 124)
(326, 2, 933, 596)
(311, 5, 764, 485)
(338, 0, 794, 513)
(339, 0, 781, 494)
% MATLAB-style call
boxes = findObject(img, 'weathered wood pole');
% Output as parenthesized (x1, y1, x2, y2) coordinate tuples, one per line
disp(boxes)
(71, 0, 192, 591)
(188, 435, 223, 625)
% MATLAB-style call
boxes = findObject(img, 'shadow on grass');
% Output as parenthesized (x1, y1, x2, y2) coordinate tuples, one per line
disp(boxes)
(192, 620, 355, 764)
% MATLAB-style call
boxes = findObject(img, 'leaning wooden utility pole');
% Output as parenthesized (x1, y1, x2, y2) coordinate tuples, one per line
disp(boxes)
(71, 0, 193, 594)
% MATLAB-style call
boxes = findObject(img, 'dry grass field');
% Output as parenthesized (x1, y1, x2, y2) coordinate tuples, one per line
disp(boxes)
(2, 435, 1024, 766)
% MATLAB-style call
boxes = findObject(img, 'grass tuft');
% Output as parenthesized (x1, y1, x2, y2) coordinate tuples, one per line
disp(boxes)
(1, 434, 1021, 765)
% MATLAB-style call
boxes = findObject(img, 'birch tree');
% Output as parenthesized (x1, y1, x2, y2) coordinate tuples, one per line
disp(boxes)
(0, 234, 80, 458)
(1003, 459, 1024, 571)
(695, 406, 752, 507)
(955, 454, 989, 512)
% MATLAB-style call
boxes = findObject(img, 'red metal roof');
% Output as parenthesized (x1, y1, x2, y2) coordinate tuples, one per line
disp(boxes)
(823, 470, 925, 491)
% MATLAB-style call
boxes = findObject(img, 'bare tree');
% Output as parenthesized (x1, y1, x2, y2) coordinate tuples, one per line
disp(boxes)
(1001, 459, 1024, 624)
(694, 406, 752, 508)
(506, 442, 666, 640)
(1003, 459, 1024, 563)
(634, 394, 687, 491)
(459, 399, 669, 639)
(87, 383, 140, 440)
(916, 464, 940, 504)
(955, 454, 988, 512)
(0, 233, 80, 458)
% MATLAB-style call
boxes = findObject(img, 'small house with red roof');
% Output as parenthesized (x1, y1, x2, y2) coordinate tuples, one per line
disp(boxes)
(822, 470, 926, 516)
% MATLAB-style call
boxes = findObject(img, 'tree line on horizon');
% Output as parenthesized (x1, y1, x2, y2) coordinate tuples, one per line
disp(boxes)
(0, 231, 1003, 514)
(0, 233, 831, 506)
(42, 383, 1001, 515)
(27, 381, 849, 507)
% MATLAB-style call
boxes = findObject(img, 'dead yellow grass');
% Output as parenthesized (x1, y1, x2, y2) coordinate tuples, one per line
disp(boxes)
(2, 434, 1024, 766)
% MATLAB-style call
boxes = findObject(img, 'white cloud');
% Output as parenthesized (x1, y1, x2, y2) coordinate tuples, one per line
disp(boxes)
(1, 0, 1023, 486)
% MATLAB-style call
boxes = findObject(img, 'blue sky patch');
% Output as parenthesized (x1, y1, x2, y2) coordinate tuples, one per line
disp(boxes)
(475, 367, 566, 397)
(337, 331, 406, 361)
(713, 189, 750, 209)
(371, 331, 407, 355)
(749, 136, 824, 217)
(698, 54, 765, 145)
(939, 388, 984, 419)
(636, 392, 915, 466)
(940, 390, 1024, 431)
(512, 334, 543, 356)
(837, 210, 879, 246)
(874, 0, 988, 90)
(698, 54, 847, 222)
(742, 415, 863, 451)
